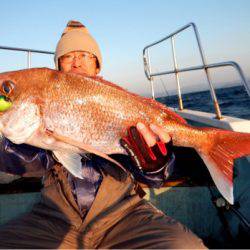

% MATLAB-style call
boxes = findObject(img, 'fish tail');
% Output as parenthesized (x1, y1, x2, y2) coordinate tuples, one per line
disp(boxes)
(198, 128, 250, 204)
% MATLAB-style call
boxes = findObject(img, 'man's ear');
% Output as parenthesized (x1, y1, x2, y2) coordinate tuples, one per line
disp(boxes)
(58, 60, 61, 71)
(95, 62, 100, 75)
(95, 60, 100, 75)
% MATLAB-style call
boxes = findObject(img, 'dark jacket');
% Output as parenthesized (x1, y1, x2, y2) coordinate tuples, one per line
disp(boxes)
(0, 137, 174, 218)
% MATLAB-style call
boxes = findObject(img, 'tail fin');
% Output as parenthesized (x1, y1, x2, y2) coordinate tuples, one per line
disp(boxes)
(199, 129, 250, 204)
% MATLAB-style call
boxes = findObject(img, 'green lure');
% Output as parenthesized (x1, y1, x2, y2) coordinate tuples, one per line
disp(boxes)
(0, 95, 12, 112)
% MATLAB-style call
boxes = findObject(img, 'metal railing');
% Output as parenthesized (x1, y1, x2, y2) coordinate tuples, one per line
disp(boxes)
(0, 45, 54, 68)
(143, 22, 250, 120)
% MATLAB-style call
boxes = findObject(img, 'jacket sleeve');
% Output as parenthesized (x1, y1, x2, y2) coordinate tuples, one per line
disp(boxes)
(111, 153, 175, 188)
(0, 137, 55, 177)
(129, 153, 176, 188)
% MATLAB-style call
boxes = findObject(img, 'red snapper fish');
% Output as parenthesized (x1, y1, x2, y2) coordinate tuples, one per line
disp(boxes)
(0, 68, 249, 204)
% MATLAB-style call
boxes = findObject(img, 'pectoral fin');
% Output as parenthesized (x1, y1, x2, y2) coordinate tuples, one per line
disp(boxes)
(47, 130, 126, 173)
(53, 151, 83, 179)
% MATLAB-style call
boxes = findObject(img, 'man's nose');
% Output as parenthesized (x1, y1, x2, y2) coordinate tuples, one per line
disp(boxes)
(72, 57, 81, 67)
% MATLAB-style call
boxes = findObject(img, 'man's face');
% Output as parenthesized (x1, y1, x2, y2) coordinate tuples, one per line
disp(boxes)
(59, 51, 98, 76)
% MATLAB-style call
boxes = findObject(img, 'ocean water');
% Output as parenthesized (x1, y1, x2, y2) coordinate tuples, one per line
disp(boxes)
(157, 85, 250, 120)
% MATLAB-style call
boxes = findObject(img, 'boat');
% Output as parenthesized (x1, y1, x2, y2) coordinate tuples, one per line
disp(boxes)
(142, 22, 250, 248)
(0, 22, 249, 248)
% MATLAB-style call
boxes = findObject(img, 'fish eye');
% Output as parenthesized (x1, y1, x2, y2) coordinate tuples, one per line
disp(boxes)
(1, 80, 15, 95)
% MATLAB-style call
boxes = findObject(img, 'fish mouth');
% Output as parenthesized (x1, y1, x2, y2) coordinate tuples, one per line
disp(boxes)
(2, 95, 11, 102)
(0, 95, 13, 113)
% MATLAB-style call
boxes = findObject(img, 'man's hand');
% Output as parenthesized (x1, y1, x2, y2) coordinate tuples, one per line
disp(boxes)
(120, 122, 173, 172)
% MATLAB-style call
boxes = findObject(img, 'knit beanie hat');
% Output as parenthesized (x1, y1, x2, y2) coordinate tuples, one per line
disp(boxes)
(54, 20, 102, 73)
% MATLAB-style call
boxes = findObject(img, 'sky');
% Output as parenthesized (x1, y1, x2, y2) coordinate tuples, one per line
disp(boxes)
(0, 0, 250, 97)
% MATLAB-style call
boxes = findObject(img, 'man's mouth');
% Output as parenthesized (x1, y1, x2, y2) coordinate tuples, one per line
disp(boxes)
(70, 68, 89, 74)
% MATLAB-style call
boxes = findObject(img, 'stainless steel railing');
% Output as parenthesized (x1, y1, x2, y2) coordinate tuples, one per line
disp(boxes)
(0, 45, 54, 68)
(143, 22, 250, 120)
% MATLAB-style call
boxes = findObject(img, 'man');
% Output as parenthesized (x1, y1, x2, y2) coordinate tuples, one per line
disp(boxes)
(0, 20, 206, 248)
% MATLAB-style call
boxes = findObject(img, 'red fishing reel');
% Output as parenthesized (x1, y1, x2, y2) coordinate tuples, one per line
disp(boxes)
(120, 126, 173, 172)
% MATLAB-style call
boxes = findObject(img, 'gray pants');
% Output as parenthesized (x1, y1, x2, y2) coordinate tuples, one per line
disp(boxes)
(0, 200, 206, 249)
(0, 162, 207, 249)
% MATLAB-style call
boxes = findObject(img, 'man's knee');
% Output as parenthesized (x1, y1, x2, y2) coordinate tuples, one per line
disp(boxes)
(158, 219, 207, 249)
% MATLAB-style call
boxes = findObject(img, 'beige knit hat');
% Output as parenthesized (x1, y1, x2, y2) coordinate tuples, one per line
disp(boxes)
(54, 20, 102, 73)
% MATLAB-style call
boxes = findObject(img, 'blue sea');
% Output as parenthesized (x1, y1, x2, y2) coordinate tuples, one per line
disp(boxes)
(157, 85, 250, 120)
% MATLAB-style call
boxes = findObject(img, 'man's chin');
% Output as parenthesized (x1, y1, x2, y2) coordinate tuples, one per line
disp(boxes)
(70, 69, 88, 75)
(71, 69, 97, 77)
